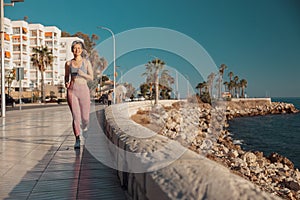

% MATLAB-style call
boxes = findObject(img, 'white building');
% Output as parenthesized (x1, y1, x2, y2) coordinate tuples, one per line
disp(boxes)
(3, 17, 13, 71)
(28, 23, 45, 89)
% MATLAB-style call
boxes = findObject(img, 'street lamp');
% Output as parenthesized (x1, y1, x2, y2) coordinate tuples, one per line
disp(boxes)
(185, 74, 190, 98)
(97, 26, 116, 104)
(1, 0, 24, 117)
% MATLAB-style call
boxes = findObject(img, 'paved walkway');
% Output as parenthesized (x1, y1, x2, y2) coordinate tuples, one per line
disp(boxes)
(0, 104, 127, 200)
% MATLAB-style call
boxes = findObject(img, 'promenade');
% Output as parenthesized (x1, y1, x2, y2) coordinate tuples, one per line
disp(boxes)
(0, 104, 127, 200)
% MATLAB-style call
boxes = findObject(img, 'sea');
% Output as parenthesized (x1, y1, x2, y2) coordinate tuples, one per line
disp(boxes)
(228, 97, 300, 169)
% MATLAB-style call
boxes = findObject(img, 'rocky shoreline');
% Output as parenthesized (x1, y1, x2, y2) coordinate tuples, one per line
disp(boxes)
(131, 100, 300, 200)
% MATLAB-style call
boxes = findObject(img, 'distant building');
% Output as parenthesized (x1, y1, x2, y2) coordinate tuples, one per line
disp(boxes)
(222, 92, 232, 99)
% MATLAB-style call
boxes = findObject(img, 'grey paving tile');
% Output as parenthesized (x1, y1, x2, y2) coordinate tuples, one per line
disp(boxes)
(77, 178, 122, 190)
(80, 169, 118, 179)
(7, 180, 37, 194)
(20, 171, 42, 181)
(77, 188, 127, 200)
(0, 105, 127, 200)
(28, 190, 76, 200)
(39, 170, 80, 181)
(32, 179, 78, 193)
(2, 192, 30, 200)
(27, 164, 48, 172)
(45, 163, 81, 172)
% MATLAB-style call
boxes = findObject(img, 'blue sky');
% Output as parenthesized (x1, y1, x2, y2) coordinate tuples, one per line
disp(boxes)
(5, 0, 300, 97)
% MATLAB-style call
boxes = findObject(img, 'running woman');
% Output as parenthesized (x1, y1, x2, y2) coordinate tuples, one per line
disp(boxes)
(65, 40, 93, 149)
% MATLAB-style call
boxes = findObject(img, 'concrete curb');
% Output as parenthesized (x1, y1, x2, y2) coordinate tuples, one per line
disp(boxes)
(104, 100, 281, 200)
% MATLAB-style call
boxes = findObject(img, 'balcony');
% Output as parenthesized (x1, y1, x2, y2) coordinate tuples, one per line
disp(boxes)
(13, 55, 21, 60)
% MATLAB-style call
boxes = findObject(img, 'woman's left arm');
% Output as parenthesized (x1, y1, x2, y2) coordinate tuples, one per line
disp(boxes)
(78, 60, 94, 81)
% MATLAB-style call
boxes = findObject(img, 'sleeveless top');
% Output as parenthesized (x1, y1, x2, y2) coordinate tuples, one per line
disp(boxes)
(70, 59, 87, 77)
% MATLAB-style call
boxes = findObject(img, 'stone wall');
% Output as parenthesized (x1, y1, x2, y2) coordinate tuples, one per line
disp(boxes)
(104, 100, 281, 200)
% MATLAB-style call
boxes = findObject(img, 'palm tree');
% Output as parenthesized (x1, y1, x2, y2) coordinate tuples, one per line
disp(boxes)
(223, 81, 229, 92)
(142, 62, 155, 100)
(228, 71, 234, 82)
(196, 82, 206, 96)
(143, 58, 165, 105)
(233, 75, 239, 97)
(159, 69, 174, 89)
(228, 80, 235, 97)
(218, 64, 227, 98)
(123, 82, 135, 99)
(207, 72, 216, 99)
(31, 46, 53, 103)
(159, 69, 174, 99)
(140, 83, 150, 99)
(88, 49, 107, 90)
(240, 79, 248, 98)
(6, 69, 16, 96)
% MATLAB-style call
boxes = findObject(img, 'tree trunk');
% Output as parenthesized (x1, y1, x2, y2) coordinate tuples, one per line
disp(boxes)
(241, 86, 245, 98)
(155, 71, 159, 105)
(41, 71, 45, 103)
(218, 78, 222, 99)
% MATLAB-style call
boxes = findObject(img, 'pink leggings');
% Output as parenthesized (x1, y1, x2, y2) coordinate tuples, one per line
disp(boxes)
(67, 82, 90, 137)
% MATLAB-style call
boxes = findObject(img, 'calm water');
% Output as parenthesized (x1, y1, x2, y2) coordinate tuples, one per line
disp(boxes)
(228, 97, 300, 169)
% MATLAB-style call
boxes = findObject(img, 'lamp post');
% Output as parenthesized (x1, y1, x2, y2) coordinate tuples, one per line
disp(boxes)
(97, 26, 116, 104)
(1, 0, 24, 117)
(174, 69, 179, 99)
(185, 74, 190, 98)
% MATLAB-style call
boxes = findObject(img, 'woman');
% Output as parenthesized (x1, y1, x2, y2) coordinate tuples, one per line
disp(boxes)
(65, 40, 93, 149)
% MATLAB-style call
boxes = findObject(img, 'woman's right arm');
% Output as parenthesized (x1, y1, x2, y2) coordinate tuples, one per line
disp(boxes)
(65, 61, 70, 88)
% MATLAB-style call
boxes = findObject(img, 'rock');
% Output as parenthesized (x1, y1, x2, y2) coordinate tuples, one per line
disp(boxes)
(256, 159, 266, 168)
(243, 152, 257, 164)
(222, 146, 229, 154)
(250, 175, 258, 181)
(251, 166, 263, 174)
(234, 158, 247, 168)
(241, 167, 251, 177)
(294, 170, 300, 181)
(228, 150, 239, 159)
(283, 180, 300, 192)
(268, 152, 294, 169)
(275, 163, 284, 169)
(253, 151, 264, 159)
(133, 101, 300, 200)
(271, 175, 281, 183)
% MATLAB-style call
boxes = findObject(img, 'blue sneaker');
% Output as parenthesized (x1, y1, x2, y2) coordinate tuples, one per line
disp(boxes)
(74, 138, 80, 149)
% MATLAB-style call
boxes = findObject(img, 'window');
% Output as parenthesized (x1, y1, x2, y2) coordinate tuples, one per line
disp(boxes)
(30, 72, 36, 79)
(22, 44, 27, 51)
(60, 42, 66, 48)
(30, 64, 36, 70)
(30, 30, 37, 37)
(45, 72, 52, 78)
(13, 45, 21, 51)
(13, 55, 21, 60)
(12, 35, 20, 43)
(30, 39, 37, 45)
(13, 27, 20, 34)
